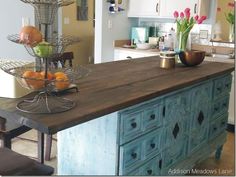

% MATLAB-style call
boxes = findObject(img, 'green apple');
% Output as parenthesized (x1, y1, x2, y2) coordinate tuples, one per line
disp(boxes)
(33, 41, 53, 58)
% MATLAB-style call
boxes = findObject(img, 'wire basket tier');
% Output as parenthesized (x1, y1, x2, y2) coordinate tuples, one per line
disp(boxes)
(20, 0, 74, 25)
(0, 60, 90, 92)
(7, 34, 80, 60)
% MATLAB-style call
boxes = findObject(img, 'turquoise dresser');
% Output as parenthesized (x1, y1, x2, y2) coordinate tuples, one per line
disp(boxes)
(58, 73, 232, 175)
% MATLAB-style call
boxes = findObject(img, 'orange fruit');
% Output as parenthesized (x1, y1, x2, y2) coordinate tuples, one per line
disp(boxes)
(40, 71, 54, 80)
(22, 70, 44, 90)
(55, 76, 70, 90)
(54, 72, 66, 78)
(31, 73, 44, 90)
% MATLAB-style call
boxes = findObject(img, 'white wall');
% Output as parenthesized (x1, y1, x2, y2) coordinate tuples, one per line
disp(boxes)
(95, 0, 137, 63)
(0, 0, 34, 60)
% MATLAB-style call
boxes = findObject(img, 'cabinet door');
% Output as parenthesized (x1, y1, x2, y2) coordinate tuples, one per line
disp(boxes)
(160, 0, 198, 18)
(160, 0, 210, 18)
(128, 0, 160, 17)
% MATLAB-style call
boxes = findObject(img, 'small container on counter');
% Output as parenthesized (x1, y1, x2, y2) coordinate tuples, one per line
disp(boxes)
(159, 51, 176, 69)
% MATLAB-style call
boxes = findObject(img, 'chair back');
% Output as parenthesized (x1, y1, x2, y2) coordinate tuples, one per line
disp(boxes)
(53, 52, 74, 68)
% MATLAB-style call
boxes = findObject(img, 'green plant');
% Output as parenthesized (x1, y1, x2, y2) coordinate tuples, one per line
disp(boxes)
(225, 2, 235, 24)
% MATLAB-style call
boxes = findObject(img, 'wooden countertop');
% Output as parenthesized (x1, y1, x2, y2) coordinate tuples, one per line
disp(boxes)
(0, 57, 234, 134)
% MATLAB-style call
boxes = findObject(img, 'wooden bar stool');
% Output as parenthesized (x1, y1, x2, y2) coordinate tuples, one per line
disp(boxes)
(0, 148, 54, 176)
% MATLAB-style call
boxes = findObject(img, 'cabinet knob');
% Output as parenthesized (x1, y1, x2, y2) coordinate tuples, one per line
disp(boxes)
(156, 3, 159, 13)
(147, 169, 153, 175)
(131, 152, 137, 159)
(131, 122, 137, 128)
(214, 107, 219, 111)
(159, 159, 162, 169)
(223, 103, 227, 107)
(221, 121, 226, 125)
(225, 84, 230, 88)
(213, 127, 217, 131)
(150, 143, 156, 149)
(194, 3, 197, 13)
(217, 87, 221, 91)
(150, 114, 156, 120)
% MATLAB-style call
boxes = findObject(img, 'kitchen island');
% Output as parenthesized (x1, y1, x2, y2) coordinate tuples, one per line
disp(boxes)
(0, 57, 234, 175)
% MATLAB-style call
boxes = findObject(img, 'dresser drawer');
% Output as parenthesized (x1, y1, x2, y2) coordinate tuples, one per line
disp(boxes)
(142, 104, 162, 131)
(191, 82, 212, 106)
(119, 129, 162, 174)
(191, 102, 209, 130)
(120, 101, 163, 145)
(163, 136, 187, 169)
(189, 125, 208, 153)
(164, 118, 188, 147)
(140, 155, 162, 176)
(213, 74, 232, 99)
(209, 115, 228, 140)
(211, 95, 230, 119)
(126, 155, 162, 176)
(164, 91, 190, 124)
(120, 110, 143, 144)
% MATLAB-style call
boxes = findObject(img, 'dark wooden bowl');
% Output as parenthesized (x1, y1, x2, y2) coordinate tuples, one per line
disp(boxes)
(179, 50, 206, 66)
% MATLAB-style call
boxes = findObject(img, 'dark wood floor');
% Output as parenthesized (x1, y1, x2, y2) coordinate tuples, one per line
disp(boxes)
(192, 132, 235, 176)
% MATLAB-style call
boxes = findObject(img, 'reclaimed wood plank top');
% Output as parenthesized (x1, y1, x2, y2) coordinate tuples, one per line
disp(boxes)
(0, 57, 234, 134)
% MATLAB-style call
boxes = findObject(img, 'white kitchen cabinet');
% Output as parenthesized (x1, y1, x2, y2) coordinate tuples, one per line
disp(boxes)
(128, 0, 161, 18)
(128, 0, 210, 18)
(114, 49, 159, 61)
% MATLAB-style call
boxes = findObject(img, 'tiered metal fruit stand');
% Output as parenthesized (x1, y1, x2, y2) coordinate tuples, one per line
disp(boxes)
(0, 0, 89, 114)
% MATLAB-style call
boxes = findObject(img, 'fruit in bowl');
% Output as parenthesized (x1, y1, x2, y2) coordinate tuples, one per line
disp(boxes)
(19, 26, 43, 47)
(22, 70, 45, 90)
(54, 72, 70, 90)
(33, 41, 53, 58)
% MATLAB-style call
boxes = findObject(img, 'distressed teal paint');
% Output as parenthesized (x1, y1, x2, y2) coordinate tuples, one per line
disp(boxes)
(58, 74, 232, 175)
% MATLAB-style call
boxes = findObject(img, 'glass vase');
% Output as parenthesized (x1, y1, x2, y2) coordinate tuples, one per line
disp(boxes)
(178, 32, 190, 51)
(229, 24, 234, 42)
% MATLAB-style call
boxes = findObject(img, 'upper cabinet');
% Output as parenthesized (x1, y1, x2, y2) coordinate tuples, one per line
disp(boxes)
(128, 0, 210, 18)
(128, 0, 161, 17)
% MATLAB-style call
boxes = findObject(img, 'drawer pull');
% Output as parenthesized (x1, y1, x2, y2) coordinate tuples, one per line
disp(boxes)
(131, 152, 137, 159)
(216, 87, 221, 91)
(223, 103, 227, 107)
(221, 121, 226, 125)
(126, 56, 132, 59)
(131, 122, 137, 128)
(147, 169, 153, 175)
(150, 114, 156, 120)
(214, 107, 219, 111)
(197, 111, 204, 125)
(159, 159, 162, 169)
(150, 143, 156, 149)
(172, 123, 180, 139)
(162, 106, 166, 117)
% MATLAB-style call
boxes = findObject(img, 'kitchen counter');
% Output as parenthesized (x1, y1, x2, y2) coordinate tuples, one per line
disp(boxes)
(0, 57, 234, 175)
(0, 58, 234, 135)
(115, 47, 160, 55)
(56, 58, 234, 175)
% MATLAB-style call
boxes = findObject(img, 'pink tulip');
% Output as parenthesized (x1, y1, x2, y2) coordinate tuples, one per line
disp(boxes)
(200, 16, 207, 21)
(184, 8, 191, 14)
(173, 11, 179, 18)
(197, 19, 203, 24)
(228, 2, 235, 7)
(184, 8, 191, 20)
(194, 15, 199, 21)
(180, 12, 184, 19)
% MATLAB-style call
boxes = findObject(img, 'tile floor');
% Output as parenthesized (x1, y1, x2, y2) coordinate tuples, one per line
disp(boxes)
(6, 130, 235, 176)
